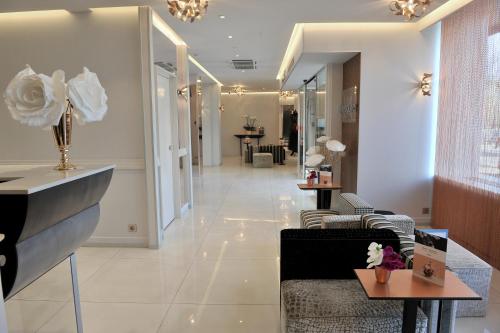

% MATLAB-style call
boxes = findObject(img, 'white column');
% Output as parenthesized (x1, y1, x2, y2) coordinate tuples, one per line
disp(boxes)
(202, 83, 222, 166)
(176, 44, 193, 210)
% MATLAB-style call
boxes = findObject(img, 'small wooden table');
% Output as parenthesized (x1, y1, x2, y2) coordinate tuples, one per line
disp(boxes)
(297, 183, 342, 209)
(354, 269, 481, 333)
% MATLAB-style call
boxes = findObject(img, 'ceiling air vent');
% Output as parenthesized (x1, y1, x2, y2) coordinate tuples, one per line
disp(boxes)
(232, 60, 256, 70)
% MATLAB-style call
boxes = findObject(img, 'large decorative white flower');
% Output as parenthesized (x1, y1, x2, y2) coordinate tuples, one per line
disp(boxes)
(316, 136, 331, 143)
(304, 154, 325, 167)
(306, 146, 320, 156)
(367, 242, 383, 269)
(3, 65, 66, 127)
(326, 140, 346, 152)
(67, 67, 108, 124)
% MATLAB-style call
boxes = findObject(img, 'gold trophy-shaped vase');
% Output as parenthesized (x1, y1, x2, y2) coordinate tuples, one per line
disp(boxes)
(52, 102, 76, 171)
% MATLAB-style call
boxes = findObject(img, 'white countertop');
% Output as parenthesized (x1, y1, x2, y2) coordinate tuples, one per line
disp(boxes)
(0, 165, 115, 194)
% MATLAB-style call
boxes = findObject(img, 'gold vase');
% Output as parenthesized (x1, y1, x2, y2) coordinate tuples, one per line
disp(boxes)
(52, 103, 76, 171)
(375, 266, 391, 284)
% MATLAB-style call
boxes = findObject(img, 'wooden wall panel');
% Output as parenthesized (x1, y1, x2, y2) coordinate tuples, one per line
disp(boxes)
(341, 54, 360, 193)
(433, 177, 500, 269)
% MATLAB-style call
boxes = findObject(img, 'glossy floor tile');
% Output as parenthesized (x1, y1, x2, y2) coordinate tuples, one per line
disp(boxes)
(5, 157, 500, 332)
(158, 304, 280, 333)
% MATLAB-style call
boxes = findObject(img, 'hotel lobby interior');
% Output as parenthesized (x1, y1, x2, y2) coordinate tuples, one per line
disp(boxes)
(0, 0, 498, 332)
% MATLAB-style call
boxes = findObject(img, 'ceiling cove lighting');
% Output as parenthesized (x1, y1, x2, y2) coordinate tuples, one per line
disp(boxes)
(389, 0, 432, 20)
(167, 0, 208, 23)
(152, 11, 186, 45)
(188, 55, 223, 86)
(276, 24, 304, 81)
(417, 0, 474, 31)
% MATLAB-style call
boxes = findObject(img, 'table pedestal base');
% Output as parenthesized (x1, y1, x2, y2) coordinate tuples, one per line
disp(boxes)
(316, 189, 332, 209)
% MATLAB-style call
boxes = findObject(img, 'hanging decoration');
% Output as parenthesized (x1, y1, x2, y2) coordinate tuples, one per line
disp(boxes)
(389, 0, 432, 20)
(167, 0, 208, 23)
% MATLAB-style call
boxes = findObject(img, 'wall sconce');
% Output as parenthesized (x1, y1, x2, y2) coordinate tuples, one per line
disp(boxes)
(420, 73, 432, 96)
(219, 105, 225, 112)
(177, 86, 189, 100)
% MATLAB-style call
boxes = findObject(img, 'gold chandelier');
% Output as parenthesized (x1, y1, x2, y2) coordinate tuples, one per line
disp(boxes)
(228, 86, 245, 96)
(389, 0, 432, 20)
(167, 0, 208, 23)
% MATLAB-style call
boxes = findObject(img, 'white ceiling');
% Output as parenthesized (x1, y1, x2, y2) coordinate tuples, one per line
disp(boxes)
(0, 0, 448, 91)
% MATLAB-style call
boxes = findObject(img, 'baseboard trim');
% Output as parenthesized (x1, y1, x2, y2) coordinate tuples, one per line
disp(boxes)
(84, 236, 148, 247)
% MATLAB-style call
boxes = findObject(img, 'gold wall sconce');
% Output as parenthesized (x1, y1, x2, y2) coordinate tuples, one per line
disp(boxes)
(420, 73, 432, 96)
(177, 86, 189, 100)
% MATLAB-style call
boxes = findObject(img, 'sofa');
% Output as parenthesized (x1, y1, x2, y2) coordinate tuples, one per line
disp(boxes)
(280, 228, 428, 333)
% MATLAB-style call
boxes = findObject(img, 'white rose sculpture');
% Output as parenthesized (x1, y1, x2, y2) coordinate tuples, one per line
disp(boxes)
(68, 67, 108, 124)
(304, 154, 325, 168)
(3, 65, 66, 127)
(326, 140, 346, 153)
(4, 65, 108, 170)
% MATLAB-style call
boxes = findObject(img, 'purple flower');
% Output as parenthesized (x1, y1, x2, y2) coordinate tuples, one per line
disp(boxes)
(379, 246, 405, 271)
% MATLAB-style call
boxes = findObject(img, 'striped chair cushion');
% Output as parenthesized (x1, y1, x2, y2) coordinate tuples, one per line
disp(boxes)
(361, 214, 414, 268)
(300, 210, 339, 229)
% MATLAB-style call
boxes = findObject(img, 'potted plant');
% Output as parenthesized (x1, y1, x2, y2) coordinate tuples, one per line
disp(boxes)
(367, 242, 405, 283)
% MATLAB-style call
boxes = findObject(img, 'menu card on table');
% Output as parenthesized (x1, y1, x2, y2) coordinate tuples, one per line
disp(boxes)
(413, 229, 448, 286)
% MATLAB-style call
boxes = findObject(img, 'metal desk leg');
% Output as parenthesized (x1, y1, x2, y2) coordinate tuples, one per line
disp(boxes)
(70, 253, 83, 333)
(402, 300, 418, 333)
(239, 139, 242, 157)
(437, 300, 457, 333)
(0, 270, 9, 333)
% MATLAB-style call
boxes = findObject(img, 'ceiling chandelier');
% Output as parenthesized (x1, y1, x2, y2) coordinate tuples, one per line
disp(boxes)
(228, 86, 245, 96)
(280, 91, 293, 98)
(167, 0, 208, 23)
(389, 0, 432, 20)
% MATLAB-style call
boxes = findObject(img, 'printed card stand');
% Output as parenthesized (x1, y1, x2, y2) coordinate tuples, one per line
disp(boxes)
(413, 229, 448, 286)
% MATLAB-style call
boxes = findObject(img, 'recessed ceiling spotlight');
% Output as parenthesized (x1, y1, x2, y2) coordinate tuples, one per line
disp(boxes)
(228, 35, 233, 39)
(219, 15, 226, 19)
(241, 70, 245, 73)
(235, 54, 240, 57)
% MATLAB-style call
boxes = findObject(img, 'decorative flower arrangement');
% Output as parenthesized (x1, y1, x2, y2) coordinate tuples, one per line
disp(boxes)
(367, 242, 405, 283)
(241, 114, 257, 131)
(306, 170, 317, 186)
(4, 65, 108, 170)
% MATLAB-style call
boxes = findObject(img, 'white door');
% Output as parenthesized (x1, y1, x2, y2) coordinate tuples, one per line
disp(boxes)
(155, 67, 176, 229)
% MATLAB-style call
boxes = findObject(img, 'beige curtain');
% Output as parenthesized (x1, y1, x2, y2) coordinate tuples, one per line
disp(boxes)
(432, 0, 500, 269)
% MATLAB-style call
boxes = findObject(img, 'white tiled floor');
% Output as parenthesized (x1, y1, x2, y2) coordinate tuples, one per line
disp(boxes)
(5, 157, 500, 332)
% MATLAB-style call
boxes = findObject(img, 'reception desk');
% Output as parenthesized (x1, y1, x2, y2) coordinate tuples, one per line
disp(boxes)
(0, 165, 114, 332)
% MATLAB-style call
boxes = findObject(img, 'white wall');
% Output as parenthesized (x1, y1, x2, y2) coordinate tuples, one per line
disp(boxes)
(0, 8, 149, 246)
(221, 94, 280, 157)
(303, 23, 441, 224)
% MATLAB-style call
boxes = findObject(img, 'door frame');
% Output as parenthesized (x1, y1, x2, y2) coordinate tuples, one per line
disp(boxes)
(139, 6, 184, 248)
(154, 66, 177, 231)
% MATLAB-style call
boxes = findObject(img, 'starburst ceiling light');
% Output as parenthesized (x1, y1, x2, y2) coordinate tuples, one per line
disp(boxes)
(167, 0, 208, 23)
(280, 91, 293, 98)
(228, 86, 245, 96)
(389, 0, 432, 21)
